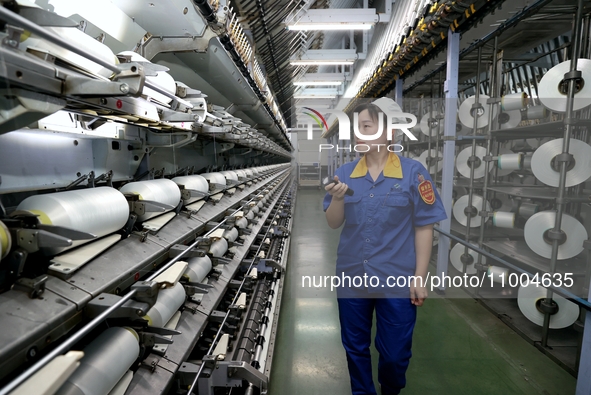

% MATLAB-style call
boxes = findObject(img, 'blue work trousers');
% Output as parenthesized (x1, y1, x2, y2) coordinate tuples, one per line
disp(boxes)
(337, 297, 417, 395)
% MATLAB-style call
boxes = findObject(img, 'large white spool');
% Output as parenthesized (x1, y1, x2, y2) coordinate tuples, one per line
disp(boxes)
(450, 243, 486, 275)
(55, 327, 139, 395)
(459, 95, 497, 129)
(220, 171, 239, 182)
(172, 175, 209, 194)
(223, 227, 239, 242)
(517, 283, 579, 329)
(411, 124, 423, 137)
(119, 179, 181, 222)
(209, 238, 228, 257)
(235, 216, 248, 229)
(21, 27, 118, 78)
(418, 150, 443, 173)
(16, 188, 129, 255)
(144, 283, 186, 328)
(524, 211, 587, 260)
(452, 186, 468, 202)
(234, 170, 247, 179)
(172, 175, 209, 204)
(200, 173, 227, 190)
(452, 195, 490, 227)
(531, 138, 591, 188)
(419, 111, 444, 136)
(456, 146, 487, 179)
(117, 51, 176, 104)
(538, 59, 591, 112)
(250, 204, 260, 215)
(498, 110, 522, 130)
(183, 256, 213, 283)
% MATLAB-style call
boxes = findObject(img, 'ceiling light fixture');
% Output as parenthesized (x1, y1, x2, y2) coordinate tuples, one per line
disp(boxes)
(293, 81, 344, 86)
(290, 60, 354, 66)
(285, 9, 379, 31)
(287, 24, 372, 31)
(290, 49, 358, 66)
(293, 95, 337, 99)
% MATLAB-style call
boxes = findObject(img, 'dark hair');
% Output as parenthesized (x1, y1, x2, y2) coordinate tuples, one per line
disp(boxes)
(352, 103, 382, 124)
(351, 103, 391, 144)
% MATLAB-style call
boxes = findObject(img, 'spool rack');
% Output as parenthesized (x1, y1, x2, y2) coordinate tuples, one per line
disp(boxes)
(399, 0, 591, 379)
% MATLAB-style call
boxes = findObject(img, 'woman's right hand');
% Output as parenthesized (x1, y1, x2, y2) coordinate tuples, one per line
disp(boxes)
(325, 176, 349, 200)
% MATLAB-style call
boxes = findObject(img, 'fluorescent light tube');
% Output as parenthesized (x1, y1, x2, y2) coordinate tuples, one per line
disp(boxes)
(290, 60, 355, 66)
(293, 81, 343, 86)
(287, 24, 372, 31)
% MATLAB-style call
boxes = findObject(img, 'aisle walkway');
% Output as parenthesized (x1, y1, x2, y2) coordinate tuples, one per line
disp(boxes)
(268, 189, 576, 395)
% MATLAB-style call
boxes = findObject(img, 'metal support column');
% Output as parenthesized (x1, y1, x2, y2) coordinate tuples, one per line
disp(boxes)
(476, 38, 501, 285)
(434, 71, 443, 185)
(427, 77, 434, 177)
(435, 29, 460, 291)
(395, 78, 404, 108)
(461, 46, 484, 274)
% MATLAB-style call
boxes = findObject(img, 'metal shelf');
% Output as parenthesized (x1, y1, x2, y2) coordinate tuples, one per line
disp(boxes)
(437, 178, 521, 189)
(490, 120, 591, 141)
(487, 185, 591, 202)
(405, 136, 487, 149)
(487, 185, 556, 199)
(450, 220, 524, 240)
(298, 163, 321, 188)
(406, 120, 591, 146)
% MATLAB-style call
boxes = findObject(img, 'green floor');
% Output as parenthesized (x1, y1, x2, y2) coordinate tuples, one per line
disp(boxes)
(268, 189, 576, 395)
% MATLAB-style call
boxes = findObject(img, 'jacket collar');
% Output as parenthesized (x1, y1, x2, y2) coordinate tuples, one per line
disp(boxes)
(350, 152, 403, 179)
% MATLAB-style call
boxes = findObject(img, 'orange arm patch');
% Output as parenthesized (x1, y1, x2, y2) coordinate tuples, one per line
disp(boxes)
(418, 180, 435, 205)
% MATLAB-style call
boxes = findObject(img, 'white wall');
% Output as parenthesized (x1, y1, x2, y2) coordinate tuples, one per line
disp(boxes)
(294, 129, 329, 165)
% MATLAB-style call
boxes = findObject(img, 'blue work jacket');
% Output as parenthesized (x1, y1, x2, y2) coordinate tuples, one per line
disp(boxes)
(323, 153, 447, 296)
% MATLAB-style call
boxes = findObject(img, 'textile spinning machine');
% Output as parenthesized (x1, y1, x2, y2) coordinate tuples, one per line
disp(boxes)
(0, 1, 296, 394)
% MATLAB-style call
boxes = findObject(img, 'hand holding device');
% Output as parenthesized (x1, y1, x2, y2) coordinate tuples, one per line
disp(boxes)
(323, 176, 354, 196)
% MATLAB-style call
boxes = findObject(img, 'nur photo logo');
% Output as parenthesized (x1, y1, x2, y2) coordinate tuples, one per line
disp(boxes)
(297, 98, 419, 153)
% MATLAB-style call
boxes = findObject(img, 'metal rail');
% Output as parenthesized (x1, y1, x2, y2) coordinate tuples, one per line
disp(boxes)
(434, 227, 591, 312)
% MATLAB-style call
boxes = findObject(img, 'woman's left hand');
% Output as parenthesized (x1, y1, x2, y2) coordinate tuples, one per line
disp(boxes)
(410, 285, 428, 306)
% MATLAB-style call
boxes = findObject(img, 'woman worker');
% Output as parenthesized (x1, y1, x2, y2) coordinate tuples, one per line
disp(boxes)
(323, 98, 447, 395)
